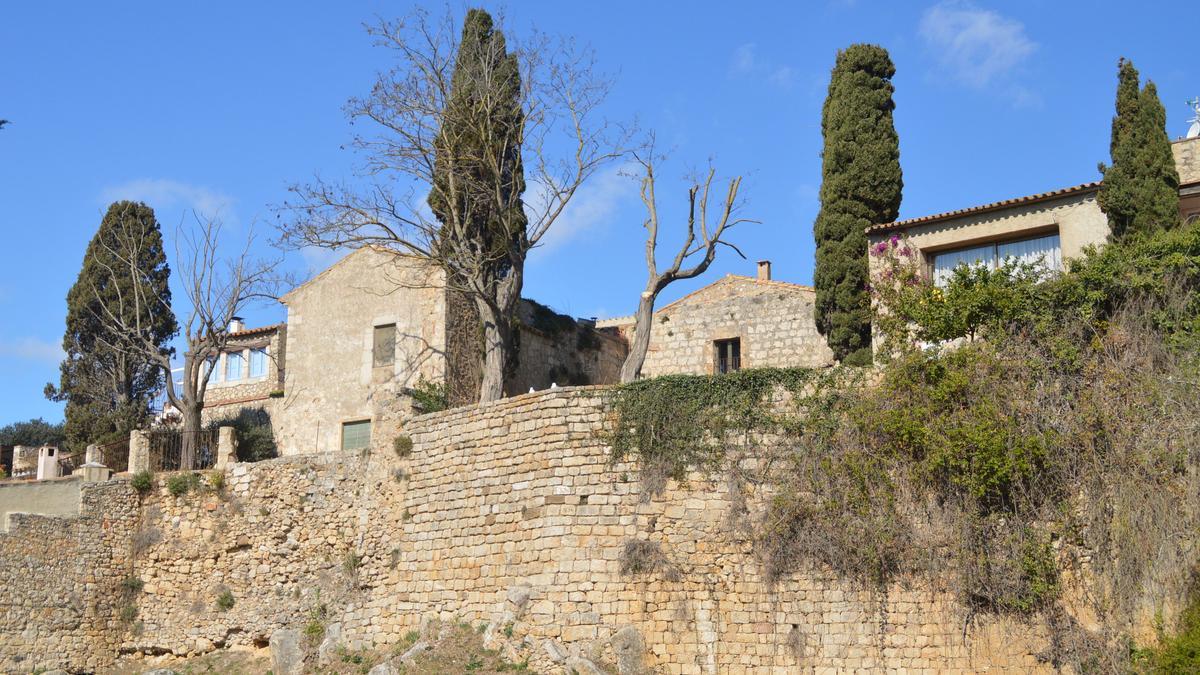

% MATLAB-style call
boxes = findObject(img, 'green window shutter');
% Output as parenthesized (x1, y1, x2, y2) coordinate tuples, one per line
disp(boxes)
(341, 420, 372, 451)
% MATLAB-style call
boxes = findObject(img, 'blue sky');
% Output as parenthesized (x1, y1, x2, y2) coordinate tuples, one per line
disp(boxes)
(1, 1, 1196, 424)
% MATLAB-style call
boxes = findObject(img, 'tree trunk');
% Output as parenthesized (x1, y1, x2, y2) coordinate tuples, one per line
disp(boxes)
(179, 402, 201, 470)
(476, 300, 511, 403)
(620, 292, 658, 383)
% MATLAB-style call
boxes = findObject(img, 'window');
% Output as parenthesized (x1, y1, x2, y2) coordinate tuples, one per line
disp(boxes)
(225, 351, 244, 381)
(931, 233, 1061, 287)
(714, 338, 741, 374)
(249, 348, 268, 378)
(341, 420, 372, 451)
(206, 357, 221, 384)
(373, 324, 396, 367)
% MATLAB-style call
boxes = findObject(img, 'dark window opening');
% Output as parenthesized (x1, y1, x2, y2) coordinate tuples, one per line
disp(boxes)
(373, 324, 396, 367)
(715, 338, 741, 374)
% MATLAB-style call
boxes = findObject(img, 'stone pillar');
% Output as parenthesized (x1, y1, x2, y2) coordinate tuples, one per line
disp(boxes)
(85, 444, 99, 465)
(215, 426, 238, 470)
(128, 429, 150, 474)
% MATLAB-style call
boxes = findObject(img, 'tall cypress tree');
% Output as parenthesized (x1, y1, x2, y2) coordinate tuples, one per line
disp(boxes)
(429, 8, 527, 403)
(1098, 59, 1180, 241)
(46, 201, 177, 451)
(813, 44, 903, 365)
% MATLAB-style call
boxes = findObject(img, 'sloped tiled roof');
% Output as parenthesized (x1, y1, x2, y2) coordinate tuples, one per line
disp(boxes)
(866, 181, 1102, 236)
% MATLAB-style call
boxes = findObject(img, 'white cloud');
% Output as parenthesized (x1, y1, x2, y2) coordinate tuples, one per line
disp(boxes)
(919, 1, 1036, 89)
(0, 337, 63, 365)
(299, 245, 344, 275)
(732, 43, 758, 74)
(730, 43, 797, 90)
(100, 178, 237, 224)
(528, 164, 638, 257)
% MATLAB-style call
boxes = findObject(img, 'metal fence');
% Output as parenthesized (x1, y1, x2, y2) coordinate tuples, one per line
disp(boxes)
(148, 428, 219, 472)
(96, 439, 129, 473)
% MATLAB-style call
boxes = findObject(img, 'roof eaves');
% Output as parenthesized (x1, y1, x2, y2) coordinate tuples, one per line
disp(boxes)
(866, 181, 1102, 235)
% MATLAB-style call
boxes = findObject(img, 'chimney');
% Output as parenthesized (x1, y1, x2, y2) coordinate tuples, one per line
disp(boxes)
(756, 260, 772, 281)
(228, 317, 245, 333)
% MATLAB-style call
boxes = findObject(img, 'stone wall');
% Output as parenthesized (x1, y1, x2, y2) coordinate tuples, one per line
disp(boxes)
(600, 275, 834, 377)
(0, 476, 82, 531)
(0, 387, 1082, 673)
(511, 301, 627, 394)
(0, 480, 139, 673)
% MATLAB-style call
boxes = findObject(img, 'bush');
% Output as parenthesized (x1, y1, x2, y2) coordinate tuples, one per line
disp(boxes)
(166, 472, 201, 497)
(118, 604, 138, 623)
(208, 471, 225, 492)
(410, 377, 448, 413)
(215, 589, 235, 611)
(608, 221, 1200, 670)
(121, 577, 144, 595)
(393, 435, 413, 458)
(129, 471, 153, 494)
(210, 408, 278, 463)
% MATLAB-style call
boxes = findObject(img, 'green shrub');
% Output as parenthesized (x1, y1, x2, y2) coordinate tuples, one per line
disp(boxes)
(166, 472, 201, 497)
(215, 589, 235, 611)
(118, 604, 138, 623)
(121, 577, 144, 595)
(210, 408, 278, 463)
(393, 435, 413, 458)
(208, 471, 225, 492)
(410, 377, 448, 413)
(130, 471, 153, 494)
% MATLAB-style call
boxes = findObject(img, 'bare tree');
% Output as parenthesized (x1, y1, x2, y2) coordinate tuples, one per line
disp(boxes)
(277, 9, 625, 403)
(89, 214, 281, 468)
(620, 151, 752, 383)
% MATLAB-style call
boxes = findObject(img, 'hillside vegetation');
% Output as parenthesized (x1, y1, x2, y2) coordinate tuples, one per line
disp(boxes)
(608, 222, 1200, 672)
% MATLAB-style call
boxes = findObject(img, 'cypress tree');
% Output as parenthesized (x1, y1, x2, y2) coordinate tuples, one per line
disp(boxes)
(813, 44, 903, 365)
(46, 201, 178, 451)
(429, 8, 527, 403)
(1098, 59, 1180, 241)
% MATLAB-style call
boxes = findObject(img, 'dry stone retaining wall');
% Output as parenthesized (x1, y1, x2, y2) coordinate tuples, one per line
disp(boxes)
(2, 387, 1056, 673)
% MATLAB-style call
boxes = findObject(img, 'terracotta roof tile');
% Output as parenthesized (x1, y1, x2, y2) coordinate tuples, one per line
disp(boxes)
(866, 181, 1102, 235)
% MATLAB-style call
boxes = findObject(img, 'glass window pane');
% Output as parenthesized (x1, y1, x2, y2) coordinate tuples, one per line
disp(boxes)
(373, 324, 396, 367)
(342, 420, 372, 451)
(997, 234, 1061, 274)
(225, 352, 244, 381)
(249, 348, 267, 377)
(207, 357, 221, 383)
(932, 244, 993, 287)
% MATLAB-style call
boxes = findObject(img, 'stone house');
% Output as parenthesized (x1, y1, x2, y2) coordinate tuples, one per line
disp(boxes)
(867, 136, 1200, 285)
(207, 247, 625, 456)
(199, 320, 287, 425)
(597, 261, 835, 377)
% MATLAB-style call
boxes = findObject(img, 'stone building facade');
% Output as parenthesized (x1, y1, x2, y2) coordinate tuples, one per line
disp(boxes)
(273, 247, 448, 456)
(597, 263, 835, 377)
(867, 136, 1200, 284)
(254, 247, 626, 456)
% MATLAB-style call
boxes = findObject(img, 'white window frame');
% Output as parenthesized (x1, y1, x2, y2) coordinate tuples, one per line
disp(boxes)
(930, 231, 1061, 287)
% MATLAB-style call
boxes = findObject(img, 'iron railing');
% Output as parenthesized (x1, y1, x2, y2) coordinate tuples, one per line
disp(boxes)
(717, 356, 741, 374)
(148, 428, 219, 471)
(96, 439, 129, 473)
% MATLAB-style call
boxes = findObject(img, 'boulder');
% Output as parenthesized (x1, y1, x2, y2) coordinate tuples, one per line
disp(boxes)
(565, 656, 606, 675)
(270, 627, 304, 675)
(367, 660, 400, 675)
(317, 622, 342, 664)
(610, 625, 647, 674)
